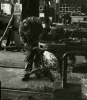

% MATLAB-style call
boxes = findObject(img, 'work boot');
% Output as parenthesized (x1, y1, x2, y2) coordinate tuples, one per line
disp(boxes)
(22, 73, 29, 81)
(22, 63, 32, 81)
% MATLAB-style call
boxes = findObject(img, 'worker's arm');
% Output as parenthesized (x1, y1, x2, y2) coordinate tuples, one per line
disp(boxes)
(39, 28, 50, 40)
(39, 18, 50, 40)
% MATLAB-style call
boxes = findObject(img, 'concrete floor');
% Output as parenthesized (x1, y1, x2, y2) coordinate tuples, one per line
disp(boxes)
(0, 50, 87, 100)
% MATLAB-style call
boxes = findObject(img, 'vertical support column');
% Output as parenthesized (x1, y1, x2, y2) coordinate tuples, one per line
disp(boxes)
(22, 0, 39, 20)
(40, 0, 50, 43)
(43, 0, 50, 27)
(44, 0, 49, 18)
(0, 81, 1, 100)
(0, 1, 1, 12)
(62, 55, 68, 88)
(55, 0, 60, 23)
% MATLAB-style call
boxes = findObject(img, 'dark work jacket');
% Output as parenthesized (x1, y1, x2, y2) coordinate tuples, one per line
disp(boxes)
(19, 17, 43, 46)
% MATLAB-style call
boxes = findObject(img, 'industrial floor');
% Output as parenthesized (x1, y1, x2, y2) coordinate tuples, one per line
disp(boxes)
(0, 51, 87, 100)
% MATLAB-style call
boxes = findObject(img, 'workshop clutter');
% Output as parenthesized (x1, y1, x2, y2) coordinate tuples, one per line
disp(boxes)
(0, 1, 22, 51)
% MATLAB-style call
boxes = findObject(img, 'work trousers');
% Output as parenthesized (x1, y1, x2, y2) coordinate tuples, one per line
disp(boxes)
(24, 47, 41, 72)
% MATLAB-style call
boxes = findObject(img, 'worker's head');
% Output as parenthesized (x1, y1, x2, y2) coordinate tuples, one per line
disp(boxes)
(19, 19, 31, 37)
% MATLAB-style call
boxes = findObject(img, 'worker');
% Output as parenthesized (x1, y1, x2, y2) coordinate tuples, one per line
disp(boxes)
(19, 16, 50, 81)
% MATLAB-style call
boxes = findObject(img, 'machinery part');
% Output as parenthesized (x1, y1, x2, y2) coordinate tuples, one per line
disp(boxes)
(28, 65, 54, 82)
(3, 46, 24, 51)
(0, 14, 14, 45)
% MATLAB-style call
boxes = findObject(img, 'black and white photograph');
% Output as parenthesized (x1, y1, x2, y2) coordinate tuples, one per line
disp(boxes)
(0, 0, 87, 100)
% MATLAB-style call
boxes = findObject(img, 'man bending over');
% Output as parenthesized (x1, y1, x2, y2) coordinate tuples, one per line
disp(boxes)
(19, 16, 50, 81)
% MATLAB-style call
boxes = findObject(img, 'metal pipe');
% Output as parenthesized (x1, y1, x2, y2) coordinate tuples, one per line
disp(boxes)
(55, 0, 60, 22)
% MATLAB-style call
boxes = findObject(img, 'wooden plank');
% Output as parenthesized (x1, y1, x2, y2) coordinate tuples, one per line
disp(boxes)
(1, 89, 53, 100)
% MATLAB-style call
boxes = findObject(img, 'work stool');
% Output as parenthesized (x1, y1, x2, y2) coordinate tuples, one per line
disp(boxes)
(62, 51, 87, 88)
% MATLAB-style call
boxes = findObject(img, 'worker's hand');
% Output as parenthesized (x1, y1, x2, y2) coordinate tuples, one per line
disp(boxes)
(33, 47, 38, 51)
(24, 44, 33, 51)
